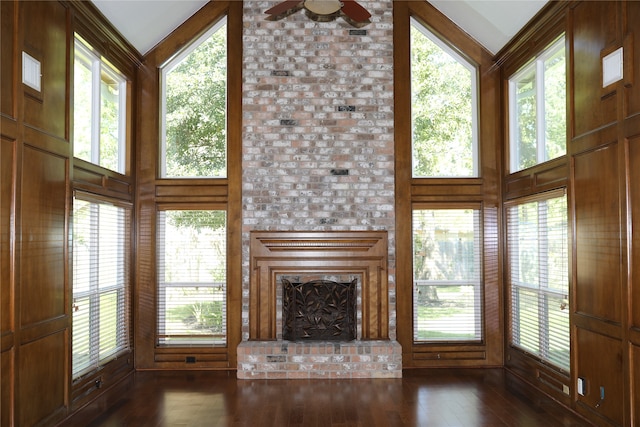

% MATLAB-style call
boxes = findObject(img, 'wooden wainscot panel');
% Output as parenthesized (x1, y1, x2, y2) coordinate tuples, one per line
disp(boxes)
(155, 182, 228, 203)
(154, 352, 229, 366)
(1, 348, 13, 427)
(412, 350, 486, 361)
(506, 347, 571, 406)
(572, 312, 623, 341)
(533, 160, 568, 190)
(249, 231, 388, 341)
(1, 135, 15, 338)
(571, 1, 619, 139)
(506, 347, 539, 380)
(633, 343, 640, 425)
(73, 164, 104, 188)
(623, 1, 640, 118)
(18, 330, 68, 426)
(411, 179, 483, 199)
(71, 354, 133, 412)
(73, 162, 133, 200)
(537, 368, 571, 403)
(20, 1, 69, 140)
(0, 134, 14, 424)
(575, 327, 624, 426)
(629, 134, 640, 330)
(572, 143, 622, 324)
(571, 122, 618, 156)
(505, 174, 533, 198)
(504, 158, 567, 200)
(65, 372, 135, 426)
(105, 175, 131, 196)
(1, 0, 15, 118)
(19, 146, 68, 326)
(631, 327, 640, 348)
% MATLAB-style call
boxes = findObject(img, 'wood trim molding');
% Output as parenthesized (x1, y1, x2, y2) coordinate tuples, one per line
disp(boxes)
(249, 231, 389, 341)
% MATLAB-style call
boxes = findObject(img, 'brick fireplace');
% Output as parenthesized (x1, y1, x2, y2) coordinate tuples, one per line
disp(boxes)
(237, 231, 401, 379)
(240, 0, 397, 379)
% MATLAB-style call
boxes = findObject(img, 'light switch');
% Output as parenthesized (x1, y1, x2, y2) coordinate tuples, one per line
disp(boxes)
(602, 47, 623, 88)
(22, 51, 41, 92)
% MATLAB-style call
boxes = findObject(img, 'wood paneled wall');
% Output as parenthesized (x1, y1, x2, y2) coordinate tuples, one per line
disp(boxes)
(1, 2, 72, 424)
(3, 0, 640, 426)
(499, 1, 640, 425)
(1, 1, 139, 425)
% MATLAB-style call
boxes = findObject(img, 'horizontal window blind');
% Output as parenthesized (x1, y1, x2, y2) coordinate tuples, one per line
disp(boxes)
(412, 208, 482, 342)
(72, 196, 131, 378)
(506, 194, 569, 371)
(157, 210, 227, 346)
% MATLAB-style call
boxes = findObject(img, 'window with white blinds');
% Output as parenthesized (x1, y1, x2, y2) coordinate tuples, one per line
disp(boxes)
(157, 210, 227, 346)
(412, 208, 483, 342)
(506, 192, 569, 371)
(72, 195, 131, 379)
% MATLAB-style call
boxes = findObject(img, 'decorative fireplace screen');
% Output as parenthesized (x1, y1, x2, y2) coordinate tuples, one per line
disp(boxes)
(282, 278, 357, 341)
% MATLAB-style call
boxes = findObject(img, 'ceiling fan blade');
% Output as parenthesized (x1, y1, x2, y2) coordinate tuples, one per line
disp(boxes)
(340, 0, 371, 22)
(265, 0, 303, 16)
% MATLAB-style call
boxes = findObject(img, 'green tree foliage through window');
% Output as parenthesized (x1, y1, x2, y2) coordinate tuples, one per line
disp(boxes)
(411, 19, 478, 178)
(509, 36, 565, 172)
(162, 18, 227, 178)
(74, 36, 126, 173)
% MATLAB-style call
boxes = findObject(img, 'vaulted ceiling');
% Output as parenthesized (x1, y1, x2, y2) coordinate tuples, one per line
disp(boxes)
(91, 0, 548, 56)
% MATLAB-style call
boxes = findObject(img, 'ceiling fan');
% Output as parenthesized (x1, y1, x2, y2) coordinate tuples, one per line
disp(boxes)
(265, 0, 372, 26)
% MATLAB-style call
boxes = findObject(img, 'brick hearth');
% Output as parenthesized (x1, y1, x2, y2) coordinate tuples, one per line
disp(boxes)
(237, 340, 402, 379)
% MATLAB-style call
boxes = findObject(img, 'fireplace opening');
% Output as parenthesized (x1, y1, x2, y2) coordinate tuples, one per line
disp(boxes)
(282, 278, 357, 341)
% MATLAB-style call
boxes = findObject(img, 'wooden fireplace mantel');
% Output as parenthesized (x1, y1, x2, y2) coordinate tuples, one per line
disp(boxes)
(249, 230, 389, 341)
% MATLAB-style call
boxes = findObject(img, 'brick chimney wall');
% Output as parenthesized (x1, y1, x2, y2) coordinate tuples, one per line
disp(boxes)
(241, 1, 396, 343)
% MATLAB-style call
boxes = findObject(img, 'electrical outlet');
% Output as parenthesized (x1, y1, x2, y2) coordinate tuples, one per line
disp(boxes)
(562, 384, 570, 395)
(595, 386, 605, 408)
(577, 377, 586, 396)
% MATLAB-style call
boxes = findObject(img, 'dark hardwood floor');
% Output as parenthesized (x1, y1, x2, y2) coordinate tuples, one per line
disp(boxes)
(61, 369, 591, 427)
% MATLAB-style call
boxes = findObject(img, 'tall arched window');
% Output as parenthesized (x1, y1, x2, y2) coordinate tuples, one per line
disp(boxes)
(160, 18, 227, 178)
(411, 18, 479, 178)
(395, 1, 500, 368)
(134, 0, 241, 370)
(410, 19, 482, 343)
(156, 16, 229, 347)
